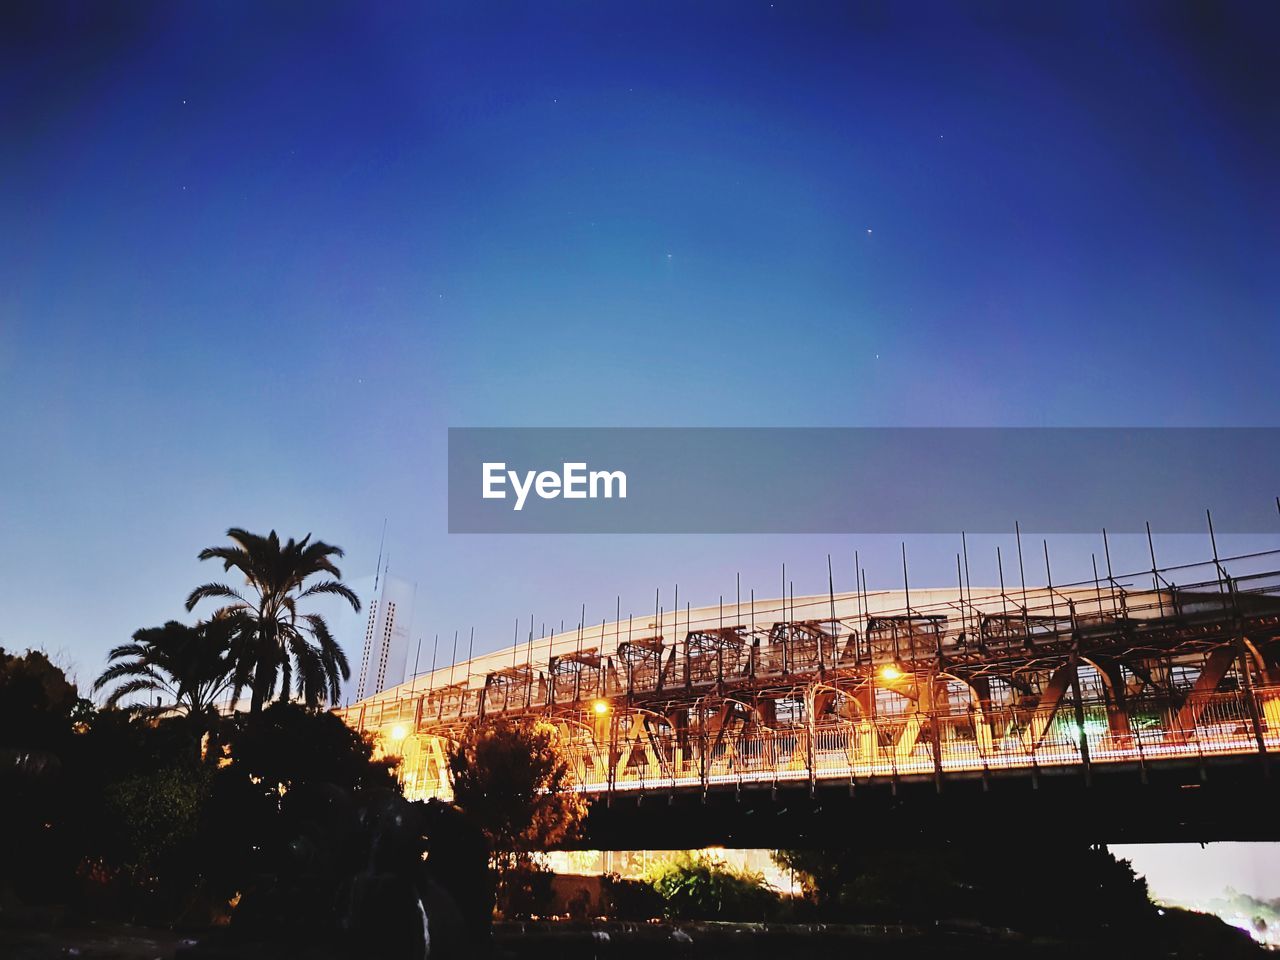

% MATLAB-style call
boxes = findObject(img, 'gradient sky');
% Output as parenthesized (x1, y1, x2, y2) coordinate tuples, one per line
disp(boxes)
(4, 0, 1280, 905)
(3, 2, 1279, 687)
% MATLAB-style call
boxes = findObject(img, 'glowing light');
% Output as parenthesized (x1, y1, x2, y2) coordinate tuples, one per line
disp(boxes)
(389, 723, 409, 742)
(592, 699, 610, 716)
(879, 664, 903, 681)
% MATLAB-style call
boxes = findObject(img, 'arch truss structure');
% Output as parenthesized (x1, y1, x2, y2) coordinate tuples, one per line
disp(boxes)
(338, 551, 1280, 803)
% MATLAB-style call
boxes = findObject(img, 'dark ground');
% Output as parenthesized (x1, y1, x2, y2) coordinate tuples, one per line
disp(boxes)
(0, 918, 1263, 960)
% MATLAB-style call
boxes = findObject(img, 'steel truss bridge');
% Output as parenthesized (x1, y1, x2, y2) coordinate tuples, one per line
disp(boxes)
(338, 551, 1280, 841)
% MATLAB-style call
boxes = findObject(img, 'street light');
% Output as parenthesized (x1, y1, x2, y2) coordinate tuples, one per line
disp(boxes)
(592, 698, 610, 716)
(879, 664, 903, 682)
(389, 723, 409, 742)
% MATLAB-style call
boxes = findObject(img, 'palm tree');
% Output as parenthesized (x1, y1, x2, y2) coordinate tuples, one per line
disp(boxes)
(94, 617, 241, 716)
(185, 528, 361, 713)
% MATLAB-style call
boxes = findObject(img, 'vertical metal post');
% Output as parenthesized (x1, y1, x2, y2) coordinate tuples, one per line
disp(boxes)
(790, 580, 796, 670)
(901, 542, 912, 614)
(1015, 521, 1029, 636)
(807, 684, 816, 797)
(1208, 512, 1269, 773)
(625, 614, 634, 696)
(1147, 521, 1166, 617)
(863, 567, 879, 777)
(997, 546, 1008, 631)
(1067, 602, 1092, 787)
(545, 630, 556, 706)
(781, 563, 788, 675)
(826, 553, 836, 672)
(718, 596, 725, 682)
(854, 549, 863, 665)
(686, 601, 692, 688)
(1230, 576, 1268, 770)
(428, 634, 438, 693)
(526, 615, 536, 707)
(1091, 554, 1104, 621)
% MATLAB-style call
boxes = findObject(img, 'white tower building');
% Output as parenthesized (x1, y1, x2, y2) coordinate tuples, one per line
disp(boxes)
(354, 571, 417, 701)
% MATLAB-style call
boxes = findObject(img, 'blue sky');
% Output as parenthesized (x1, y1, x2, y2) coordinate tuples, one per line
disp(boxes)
(2, 1, 1278, 688)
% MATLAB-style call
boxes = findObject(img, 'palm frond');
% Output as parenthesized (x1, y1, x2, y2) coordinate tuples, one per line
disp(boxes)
(196, 543, 252, 571)
(103, 676, 165, 708)
(95, 659, 156, 684)
(303, 613, 350, 679)
(186, 581, 249, 612)
(102, 642, 149, 663)
(298, 579, 361, 612)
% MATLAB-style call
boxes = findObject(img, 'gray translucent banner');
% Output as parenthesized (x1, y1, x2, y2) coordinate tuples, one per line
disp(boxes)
(447, 428, 1280, 534)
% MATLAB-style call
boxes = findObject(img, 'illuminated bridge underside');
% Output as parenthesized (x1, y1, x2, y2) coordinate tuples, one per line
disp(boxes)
(339, 556, 1280, 813)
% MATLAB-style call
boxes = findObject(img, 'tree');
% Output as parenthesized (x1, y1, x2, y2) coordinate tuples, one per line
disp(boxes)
(645, 852, 779, 921)
(447, 717, 588, 854)
(185, 528, 360, 713)
(93, 617, 243, 717)
(0, 647, 83, 755)
(771, 842, 1157, 932)
(448, 717, 587, 919)
(226, 701, 396, 794)
(1, 649, 95, 905)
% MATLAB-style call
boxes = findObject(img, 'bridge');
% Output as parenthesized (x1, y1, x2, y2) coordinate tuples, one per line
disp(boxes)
(337, 550, 1280, 846)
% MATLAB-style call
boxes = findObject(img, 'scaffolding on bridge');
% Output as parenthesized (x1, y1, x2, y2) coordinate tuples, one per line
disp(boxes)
(338, 545, 1280, 803)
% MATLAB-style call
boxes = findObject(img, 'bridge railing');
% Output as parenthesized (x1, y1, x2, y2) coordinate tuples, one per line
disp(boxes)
(587, 685, 1280, 795)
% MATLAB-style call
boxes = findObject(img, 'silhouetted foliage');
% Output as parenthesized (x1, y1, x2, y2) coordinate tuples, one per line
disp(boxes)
(1, 648, 87, 904)
(3, 675, 430, 933)
(602, 872, 665, 921)
(1157, 904, 1266, 957)
(494, 862, 557, 919)
(198, 703, 398, 908)
(186, 528, 359, 712)
(226, 701, 396, 792)
(418, 798, 494, 942)
(773, 842, 1154, 934)
(448, 717, 588, 854)
(0, 646, 84, 756)
(448, 716, 588, 918)
(93, 617, 244, 718)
